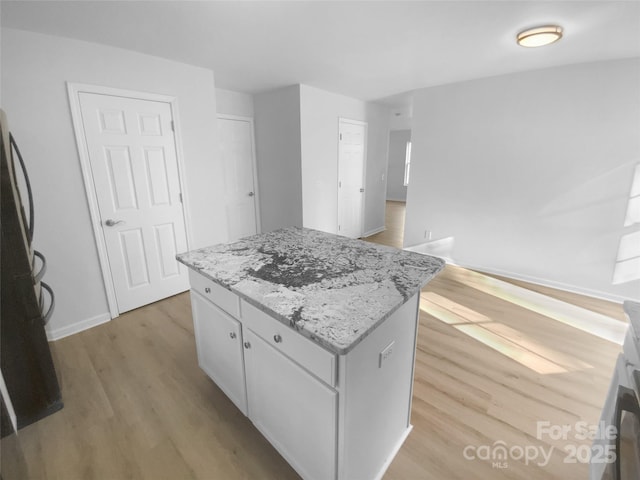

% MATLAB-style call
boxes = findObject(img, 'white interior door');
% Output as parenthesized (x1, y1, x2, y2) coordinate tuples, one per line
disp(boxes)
(79, 92, 189, 313)
(338, 119, 366, 238)
(218, 116, 259, 241)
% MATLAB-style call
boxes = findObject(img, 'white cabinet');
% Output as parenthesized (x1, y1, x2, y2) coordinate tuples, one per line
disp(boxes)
(191, 285, 337, 480)
(188, 270, 420, 480)
(190, 290, 247, 415)
(243, 329, 337, 480)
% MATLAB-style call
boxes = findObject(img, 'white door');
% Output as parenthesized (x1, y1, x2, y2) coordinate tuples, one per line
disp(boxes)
(218, 116, 259, 241)
(243, 329, 337, 480)
(338, 119, 366, 238)
(79, 93, 189, 313)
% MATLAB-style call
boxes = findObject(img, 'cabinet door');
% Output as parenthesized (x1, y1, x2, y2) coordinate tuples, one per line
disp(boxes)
(190, 291, 247, 415)
(244, 329, 337, 480)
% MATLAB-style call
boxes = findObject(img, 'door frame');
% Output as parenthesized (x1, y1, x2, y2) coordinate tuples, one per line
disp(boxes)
(217, 113, 262, 235)
(337, 117, 367, 238)
(67, 82, 192, 319)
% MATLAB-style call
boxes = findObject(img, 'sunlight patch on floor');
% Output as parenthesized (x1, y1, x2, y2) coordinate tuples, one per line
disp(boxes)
(442, 267, 627, 345)
(421, 292, 594, 375)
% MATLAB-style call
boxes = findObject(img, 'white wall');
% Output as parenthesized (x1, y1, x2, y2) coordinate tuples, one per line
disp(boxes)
(216, 88, 254, 117)
(389, 105, 412, 131)
(405, 58, 640, 302)
(1, 28, 225, 338)
(253, 85, 303, 232)
(299, 85, 390, 236)
(386, 130, 410, 202)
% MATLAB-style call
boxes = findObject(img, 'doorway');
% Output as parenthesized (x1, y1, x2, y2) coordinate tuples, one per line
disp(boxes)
(218, 115, 260, 241)
(337, 118, 366, 238)
(68, 84, 190, 316)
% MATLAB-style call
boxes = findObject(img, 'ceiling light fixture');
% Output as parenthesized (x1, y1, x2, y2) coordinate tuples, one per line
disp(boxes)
(517, 25, 563, 48)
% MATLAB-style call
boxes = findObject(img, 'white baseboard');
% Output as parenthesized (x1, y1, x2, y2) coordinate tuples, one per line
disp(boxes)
(456, 262, 628, 305)
(46, 312, 111, 341)
(372, 425, 413, 480)
(404, 241, 629, 304)
(363, 226, 386, 238)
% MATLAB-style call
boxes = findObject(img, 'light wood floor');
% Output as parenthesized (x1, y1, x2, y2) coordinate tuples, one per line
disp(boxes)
(8, 201, 626, 479)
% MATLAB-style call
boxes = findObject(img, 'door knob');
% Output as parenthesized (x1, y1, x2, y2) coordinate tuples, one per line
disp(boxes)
(248, 192, 255, 197)
(244, 341, 251, 349)
(104, 219, 125, 227)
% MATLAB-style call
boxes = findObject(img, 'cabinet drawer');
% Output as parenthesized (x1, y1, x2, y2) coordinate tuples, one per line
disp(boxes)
(241, 300, 336, 386)
(188, 269, 240, 318)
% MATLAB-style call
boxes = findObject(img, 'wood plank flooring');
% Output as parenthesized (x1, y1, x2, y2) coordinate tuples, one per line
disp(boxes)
(370, 201, 625, 479)
(8, 201, 626, 479)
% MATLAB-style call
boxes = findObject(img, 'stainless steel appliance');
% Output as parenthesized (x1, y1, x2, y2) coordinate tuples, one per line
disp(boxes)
(1, 109, 62, 432)
(591, 301, 640, 480)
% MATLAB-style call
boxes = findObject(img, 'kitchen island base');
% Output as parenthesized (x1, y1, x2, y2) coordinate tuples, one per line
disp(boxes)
(189, 269, 420, 480)
(178, 228, 444, 479)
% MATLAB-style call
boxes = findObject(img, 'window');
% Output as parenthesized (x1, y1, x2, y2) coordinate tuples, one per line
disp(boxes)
(403, 141, 412, 186)
(612, 163, 640, 285)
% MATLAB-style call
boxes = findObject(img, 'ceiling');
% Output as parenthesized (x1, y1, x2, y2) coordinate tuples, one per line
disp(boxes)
(2, 1, 639, 107)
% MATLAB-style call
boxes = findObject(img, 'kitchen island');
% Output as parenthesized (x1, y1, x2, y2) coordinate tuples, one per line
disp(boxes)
(177, 227, 444, 480)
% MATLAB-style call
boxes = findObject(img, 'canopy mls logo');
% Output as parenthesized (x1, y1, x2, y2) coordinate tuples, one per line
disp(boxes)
(463, 441, 553, 469)
(463, 420, 618, 469)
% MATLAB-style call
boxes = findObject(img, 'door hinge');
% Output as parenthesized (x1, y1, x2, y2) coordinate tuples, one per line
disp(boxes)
(339, 133, 342, 141)
(179, 192, 183, 203)
(338, 225, 341, 231)
(170, 121, 175, 132)
(338, 181, 342, 188)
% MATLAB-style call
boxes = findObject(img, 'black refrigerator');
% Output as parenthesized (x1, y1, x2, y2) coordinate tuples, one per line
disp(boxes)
(0, 108, 63, 434)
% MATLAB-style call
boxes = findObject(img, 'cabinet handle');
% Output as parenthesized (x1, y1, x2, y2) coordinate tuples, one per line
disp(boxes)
(244, 341, 251, 349)
(613, 385, 640, 480)
(205, 287, 211, 293)
(40, 281, 55, 325)
(33, 250, 47, 283)
(229, 332, 236, 339)
(273, 334, 282, 344)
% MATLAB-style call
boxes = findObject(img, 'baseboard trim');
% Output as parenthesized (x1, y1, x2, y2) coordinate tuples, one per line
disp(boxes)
(404, 241, 628, 304)
(372, 425, 413, 480)
(385, 197, 407, 203)
(46, 312, 111, 341)
(455, 262, 628, 305)
(362, 226, 386, 237)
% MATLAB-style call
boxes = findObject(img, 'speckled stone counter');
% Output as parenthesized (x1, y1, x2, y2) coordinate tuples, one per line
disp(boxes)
(177, 227, 445, 354)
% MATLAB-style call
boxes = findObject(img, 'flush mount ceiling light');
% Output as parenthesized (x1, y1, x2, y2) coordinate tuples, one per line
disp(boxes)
(517, 25, 563, 48)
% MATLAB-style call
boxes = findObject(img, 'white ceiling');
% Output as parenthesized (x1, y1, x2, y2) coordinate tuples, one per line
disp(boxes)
(2, 1, 639, 107)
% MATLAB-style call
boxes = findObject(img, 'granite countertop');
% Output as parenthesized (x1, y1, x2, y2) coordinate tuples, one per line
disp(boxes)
(176, 227, 445, 355)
